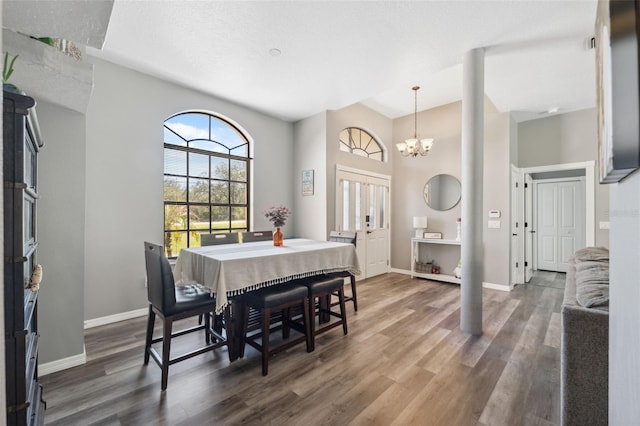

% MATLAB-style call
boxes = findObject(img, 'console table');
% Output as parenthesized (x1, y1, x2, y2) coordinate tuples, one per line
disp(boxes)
(410, 238, 461, 284)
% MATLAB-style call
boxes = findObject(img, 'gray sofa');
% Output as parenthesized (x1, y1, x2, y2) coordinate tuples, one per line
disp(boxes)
(561, 247, 609, 426)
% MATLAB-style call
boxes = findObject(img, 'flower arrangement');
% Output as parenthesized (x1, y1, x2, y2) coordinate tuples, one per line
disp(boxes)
(264, 204, 292, 228)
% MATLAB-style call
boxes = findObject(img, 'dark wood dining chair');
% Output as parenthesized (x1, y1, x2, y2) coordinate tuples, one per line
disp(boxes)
(143, 241, 230, 390)
(241, 230, 273, 242)
(328, 230, 358, 311)
(201, 232, 239, 246)
(240, 283, 312, 375)
(302, 276, 348, 351)
(198, 232, 239, 324)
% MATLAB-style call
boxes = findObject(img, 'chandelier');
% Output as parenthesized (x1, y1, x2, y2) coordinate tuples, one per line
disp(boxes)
(396, 86, 434, 157)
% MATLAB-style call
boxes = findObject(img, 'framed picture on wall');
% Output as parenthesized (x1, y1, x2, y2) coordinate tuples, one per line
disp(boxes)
(596, 0, 640, 183)
(302, 169, 314, 196)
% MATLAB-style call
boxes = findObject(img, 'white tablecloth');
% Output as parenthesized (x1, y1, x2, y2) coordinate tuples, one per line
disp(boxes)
(173, 238, 361, 312)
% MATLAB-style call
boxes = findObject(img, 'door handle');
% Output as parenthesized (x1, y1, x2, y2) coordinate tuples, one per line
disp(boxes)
(512, 233, 517, 236)
(366, 230, 373, 234)
(529, 230, 536, 233)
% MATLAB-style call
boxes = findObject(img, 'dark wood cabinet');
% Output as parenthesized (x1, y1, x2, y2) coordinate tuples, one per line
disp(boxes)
(3, 91, 45, 426)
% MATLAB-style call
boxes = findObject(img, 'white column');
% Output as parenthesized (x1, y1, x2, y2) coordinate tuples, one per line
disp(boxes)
(460, 48, 484, 335)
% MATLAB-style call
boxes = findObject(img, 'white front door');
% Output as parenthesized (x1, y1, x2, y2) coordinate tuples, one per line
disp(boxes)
(336, 168, 390, 279)
(536, 178, 585, 272)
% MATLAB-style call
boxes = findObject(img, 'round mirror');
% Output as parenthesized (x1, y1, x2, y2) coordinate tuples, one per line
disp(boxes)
(423, 174, 461, 211)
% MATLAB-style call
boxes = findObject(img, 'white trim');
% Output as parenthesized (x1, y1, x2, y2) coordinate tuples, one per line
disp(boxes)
(84, 307, 147, 329)
(335, 164, 392, 181)
(39, 346, 86, 376)
(519, 161, 595, 247)
(392, 268, 511, 291)
(482, 282, 511, 292)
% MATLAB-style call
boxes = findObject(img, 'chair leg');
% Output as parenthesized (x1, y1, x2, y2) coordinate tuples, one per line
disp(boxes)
(205, 310, 211, 345)
(161, 318, 173, 391)
(350, 274, 358, 311)
(261, 307, 271, 376)
(303, 297, 313, 352)
(223, 305, 232, 353)
(144, 305, 155, 365)
(308, 295, 317, 352)
(282, 307, 291, 339)
(338, 288, 348, 335)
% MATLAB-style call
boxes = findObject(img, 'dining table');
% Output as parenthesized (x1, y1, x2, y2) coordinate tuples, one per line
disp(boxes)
(173, 238, 361, 360)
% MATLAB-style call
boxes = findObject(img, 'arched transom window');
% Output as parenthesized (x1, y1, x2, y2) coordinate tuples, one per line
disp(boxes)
(339, 127, 384, 161)
(163, 111, 251, 257)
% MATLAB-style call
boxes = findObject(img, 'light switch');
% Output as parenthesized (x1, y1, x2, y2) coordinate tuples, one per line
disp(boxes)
(488, 220, 501, 229)
(599, 221, 610, 230)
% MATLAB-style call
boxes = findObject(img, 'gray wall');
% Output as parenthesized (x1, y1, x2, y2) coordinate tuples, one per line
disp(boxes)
(293, 112, 327, 240)
(83, 58, 294, 321)
(36, 99, 86, 363)
(391, 99, 511, 287)
(518, 108, 609, 247)
(392, 101, 463, 269)
(609, 170, 640, 423)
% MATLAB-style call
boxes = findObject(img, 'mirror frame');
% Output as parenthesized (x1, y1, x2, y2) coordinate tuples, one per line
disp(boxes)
(423, 174, 461, 211)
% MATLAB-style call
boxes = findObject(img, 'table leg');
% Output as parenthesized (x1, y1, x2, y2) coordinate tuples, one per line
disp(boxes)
(227, 296, 244, 362)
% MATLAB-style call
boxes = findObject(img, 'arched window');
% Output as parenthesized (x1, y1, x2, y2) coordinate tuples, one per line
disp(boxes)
(163, 111, 251, 257)
(339, 127, 384, 161)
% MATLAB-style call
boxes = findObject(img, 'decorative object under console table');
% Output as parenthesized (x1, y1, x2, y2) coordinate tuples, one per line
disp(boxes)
(411, 238, 461, 284)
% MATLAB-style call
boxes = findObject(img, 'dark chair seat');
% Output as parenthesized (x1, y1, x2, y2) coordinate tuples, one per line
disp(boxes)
(244, 284, 308, 308)
(241, 283, 312, 375)
(170, 284, 214, 314)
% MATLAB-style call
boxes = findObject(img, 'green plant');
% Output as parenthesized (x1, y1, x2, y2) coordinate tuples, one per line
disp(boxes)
(3, 52, 18, 84)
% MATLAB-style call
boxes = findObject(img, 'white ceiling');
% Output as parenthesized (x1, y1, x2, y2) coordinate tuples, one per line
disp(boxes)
(6, 0, 599, 122)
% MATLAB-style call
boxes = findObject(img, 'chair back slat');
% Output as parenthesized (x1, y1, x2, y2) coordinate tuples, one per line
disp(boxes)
(201, 232, 239, 246)
(329, 230, 357, 246)
(143, 242, 176, 313)
(242, 231, 273, 243)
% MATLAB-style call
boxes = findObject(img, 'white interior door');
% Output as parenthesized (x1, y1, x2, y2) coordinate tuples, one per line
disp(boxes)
(535, 178, 585, 272)
(510, 166, 523, 287)
(336, 168, 390, 279)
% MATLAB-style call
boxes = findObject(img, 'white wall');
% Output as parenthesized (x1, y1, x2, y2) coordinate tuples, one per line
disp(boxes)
(609, 170, 640, 424)
(84, 58, 294, 320)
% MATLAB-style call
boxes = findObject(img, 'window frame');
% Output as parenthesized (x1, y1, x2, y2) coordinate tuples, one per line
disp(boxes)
(339, 127, 385, 161)
(163, 111, 252, 257)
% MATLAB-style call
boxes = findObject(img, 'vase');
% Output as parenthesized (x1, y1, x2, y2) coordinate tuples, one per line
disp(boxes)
(273, 227, 284, 246)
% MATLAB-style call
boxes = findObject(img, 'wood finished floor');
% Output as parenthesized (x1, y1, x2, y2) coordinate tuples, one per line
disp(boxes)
(41, 272, 564, 425)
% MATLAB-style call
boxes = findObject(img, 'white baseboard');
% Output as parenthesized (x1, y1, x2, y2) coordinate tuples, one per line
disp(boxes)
(482, 282, 511, 292)
(39, 346, 86, 376)
(389, 268, 510, 291)
(84, 307, 148, 329)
